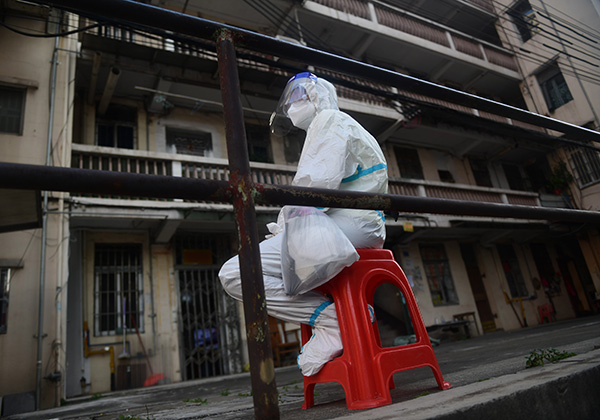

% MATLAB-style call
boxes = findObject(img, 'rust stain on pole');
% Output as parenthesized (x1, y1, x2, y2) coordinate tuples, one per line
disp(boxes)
(216, 29, 280, 419)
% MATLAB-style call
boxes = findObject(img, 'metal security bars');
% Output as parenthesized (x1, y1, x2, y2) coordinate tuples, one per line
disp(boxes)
(175, 234, 243, 381)
(94, 244, 144, 336)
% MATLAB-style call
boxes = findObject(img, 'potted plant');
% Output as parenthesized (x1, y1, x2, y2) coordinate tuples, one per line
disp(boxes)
(548, 160, 574, 195)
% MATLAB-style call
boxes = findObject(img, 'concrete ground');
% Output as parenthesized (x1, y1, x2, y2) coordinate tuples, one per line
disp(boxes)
(4, 314, 600, 420)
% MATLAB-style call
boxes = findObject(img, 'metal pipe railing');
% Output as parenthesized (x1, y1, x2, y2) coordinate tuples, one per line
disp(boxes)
(2, 162, 600, 223)
(216, 29, 279, 418)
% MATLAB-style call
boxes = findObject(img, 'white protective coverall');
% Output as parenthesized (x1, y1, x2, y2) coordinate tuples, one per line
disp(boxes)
(218, 72, 388, 376)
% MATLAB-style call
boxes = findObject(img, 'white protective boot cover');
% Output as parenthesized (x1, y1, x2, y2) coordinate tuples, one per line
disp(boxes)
(296, 301, 343, 376)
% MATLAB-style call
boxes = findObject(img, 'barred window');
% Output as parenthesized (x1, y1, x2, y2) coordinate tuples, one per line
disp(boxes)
(567, 145, 600, 188)
(420, 244, 458, 306)
(94, 244, 143, 336)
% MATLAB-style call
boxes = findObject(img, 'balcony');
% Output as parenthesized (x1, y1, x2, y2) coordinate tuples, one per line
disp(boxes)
(71, 144, 545, 210)
(298, 0, 521, 100)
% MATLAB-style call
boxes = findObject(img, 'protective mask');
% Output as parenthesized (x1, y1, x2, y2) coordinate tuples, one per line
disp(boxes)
(286, 100, 316, 130)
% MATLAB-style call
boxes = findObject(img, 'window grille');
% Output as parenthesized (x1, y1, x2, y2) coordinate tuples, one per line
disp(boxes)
(567, 145, 600, 188)
(94, 244, 143, 336)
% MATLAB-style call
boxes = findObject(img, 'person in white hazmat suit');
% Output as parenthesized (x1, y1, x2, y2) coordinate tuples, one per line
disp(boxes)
(218, 72, 388, 376)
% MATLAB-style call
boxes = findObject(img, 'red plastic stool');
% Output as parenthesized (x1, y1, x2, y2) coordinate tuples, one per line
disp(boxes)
(301, 248, 451, 410)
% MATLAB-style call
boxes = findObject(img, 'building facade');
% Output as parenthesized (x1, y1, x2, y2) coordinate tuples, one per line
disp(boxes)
(0, 0, 599, 411)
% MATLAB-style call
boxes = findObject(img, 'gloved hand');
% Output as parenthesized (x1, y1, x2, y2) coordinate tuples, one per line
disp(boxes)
(265, 222, 283, 239)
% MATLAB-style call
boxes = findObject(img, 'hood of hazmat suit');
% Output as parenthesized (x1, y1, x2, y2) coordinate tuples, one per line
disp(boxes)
(270, 72, 388, 249)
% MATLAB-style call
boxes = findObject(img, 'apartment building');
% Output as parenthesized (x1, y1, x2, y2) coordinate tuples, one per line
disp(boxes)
(0, 0, 599, 411)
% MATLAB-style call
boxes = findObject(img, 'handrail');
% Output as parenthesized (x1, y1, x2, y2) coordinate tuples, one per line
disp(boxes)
(71, 144, 541, 207)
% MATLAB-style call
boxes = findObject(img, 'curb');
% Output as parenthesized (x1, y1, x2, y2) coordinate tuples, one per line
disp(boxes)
(335, 349, 600, 420)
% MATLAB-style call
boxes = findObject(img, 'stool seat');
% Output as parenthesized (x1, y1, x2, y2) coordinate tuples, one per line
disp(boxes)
(301, 248, 451, 410)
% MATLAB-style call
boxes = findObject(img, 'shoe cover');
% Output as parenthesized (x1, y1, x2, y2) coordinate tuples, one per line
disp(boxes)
(297, 302, 343, 376)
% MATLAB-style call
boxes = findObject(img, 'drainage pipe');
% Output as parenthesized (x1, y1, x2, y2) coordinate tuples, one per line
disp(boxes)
(35, 34, 60, 411)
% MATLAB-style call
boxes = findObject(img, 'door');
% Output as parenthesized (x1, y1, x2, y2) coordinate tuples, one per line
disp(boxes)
(175, 234, 242, 380)
(460, 244, 496, 332)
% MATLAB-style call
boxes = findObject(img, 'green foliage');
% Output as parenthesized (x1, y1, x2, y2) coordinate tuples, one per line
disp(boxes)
(183, 397, 208, 404)
(548, 161, 574, 192)
(526, 348, 576, 368)
(220, 388, 230, 396)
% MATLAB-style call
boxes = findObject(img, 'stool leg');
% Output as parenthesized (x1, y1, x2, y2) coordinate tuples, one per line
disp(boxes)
(302, 382, 316, 409)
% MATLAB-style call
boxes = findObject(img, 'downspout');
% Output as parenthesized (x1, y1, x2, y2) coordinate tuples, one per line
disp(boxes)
(36, 34, 60, 410)
(148, 239, 157, 361)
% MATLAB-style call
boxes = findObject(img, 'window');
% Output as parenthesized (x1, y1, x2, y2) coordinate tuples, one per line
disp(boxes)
(0, 85, 26, 134)
(167, 128, 212, 156)
(420, 244, 458, 306)
(246, 124, 273, 163)
(567, 145, 600, 187)
(537, 64, 573, 111)
(497, 244, 529, 298)
(96, 104, 136, 149)
(0, 268, 10, 334)
(503, 164, 533, 191)
(395, 147, 424, 180)
(508, 0, 538, 42)
(470, 158, 493, 187)
(438, 170, 455, 183)
(94, 244, 143, 336)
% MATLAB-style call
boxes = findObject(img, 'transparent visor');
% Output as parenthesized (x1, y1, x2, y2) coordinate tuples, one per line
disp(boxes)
(269, 75, 314, 136)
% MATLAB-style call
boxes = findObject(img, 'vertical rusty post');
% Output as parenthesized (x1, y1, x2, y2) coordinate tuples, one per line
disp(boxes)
(216, 30, 280, 419)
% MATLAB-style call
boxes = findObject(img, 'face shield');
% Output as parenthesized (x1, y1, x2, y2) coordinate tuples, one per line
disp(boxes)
(270, 72, 319, 136)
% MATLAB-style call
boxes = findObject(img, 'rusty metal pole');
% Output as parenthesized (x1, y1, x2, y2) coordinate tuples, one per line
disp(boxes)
(216, 29, 280, 419)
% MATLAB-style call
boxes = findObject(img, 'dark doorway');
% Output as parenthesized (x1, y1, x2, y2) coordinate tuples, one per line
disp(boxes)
(460, 244, 496, 332)
(556, 238, 595, 316)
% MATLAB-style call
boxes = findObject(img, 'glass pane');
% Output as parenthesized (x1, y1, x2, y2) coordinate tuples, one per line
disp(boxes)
(0, 87, 25, 134)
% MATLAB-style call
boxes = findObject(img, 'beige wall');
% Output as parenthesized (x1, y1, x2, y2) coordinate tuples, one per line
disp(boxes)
(393, 238, 580, 335)
(0, 12, 76, 408)
(151, 243, 182, 383)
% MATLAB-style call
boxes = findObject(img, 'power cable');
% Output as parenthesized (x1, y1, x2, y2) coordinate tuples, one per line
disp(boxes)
(0, 18, 100, 37)
(373, 0, 600, 86)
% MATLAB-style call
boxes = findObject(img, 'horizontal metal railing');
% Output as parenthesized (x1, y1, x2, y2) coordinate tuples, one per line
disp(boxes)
(312, 0, 518, 72)
(71, 144, 542, 208)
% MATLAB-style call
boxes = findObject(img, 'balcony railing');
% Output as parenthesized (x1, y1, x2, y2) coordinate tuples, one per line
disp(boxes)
(310, 0, 518, 73)
(71, 144, 543, 209)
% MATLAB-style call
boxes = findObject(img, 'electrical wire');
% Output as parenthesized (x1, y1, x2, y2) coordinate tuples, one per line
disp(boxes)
(374, 0, 600, 89)
(0, 18, 100, 38)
